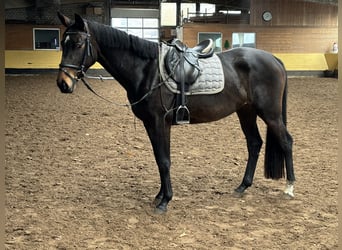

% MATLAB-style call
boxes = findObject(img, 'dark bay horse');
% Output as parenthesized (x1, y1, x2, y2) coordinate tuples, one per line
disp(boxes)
(56, 13, 295, 213)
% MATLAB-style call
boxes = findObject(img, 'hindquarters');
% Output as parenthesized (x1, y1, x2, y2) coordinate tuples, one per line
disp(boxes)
(250, 56, 294, 182)
(228, 48, 294, 182)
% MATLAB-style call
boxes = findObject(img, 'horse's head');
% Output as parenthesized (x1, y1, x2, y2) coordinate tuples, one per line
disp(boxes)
(56, 12, 97, 93)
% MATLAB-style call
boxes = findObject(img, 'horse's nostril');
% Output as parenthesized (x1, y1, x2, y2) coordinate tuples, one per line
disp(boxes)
(57, 80, 72, 93)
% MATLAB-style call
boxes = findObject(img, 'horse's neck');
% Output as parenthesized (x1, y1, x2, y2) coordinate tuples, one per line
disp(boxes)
(98, 49, 134, 88)
(97, 48, 145, 93)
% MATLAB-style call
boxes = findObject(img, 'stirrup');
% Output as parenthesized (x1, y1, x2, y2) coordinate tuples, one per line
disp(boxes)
(175, 105, 190, 124)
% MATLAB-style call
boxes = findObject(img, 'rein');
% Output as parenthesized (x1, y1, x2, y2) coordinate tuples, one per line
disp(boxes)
(80, 75, 166, 107)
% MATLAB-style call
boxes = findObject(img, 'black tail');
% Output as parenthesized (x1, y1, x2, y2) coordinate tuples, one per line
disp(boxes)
(264, 68, 287, 179)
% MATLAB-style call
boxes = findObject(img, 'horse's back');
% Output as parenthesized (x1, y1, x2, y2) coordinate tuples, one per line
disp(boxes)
(219, 47, 286, 77)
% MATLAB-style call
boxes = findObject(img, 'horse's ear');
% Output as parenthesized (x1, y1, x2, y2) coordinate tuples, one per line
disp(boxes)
(57, 12, 72, 27)
(74, 13, 85, 31)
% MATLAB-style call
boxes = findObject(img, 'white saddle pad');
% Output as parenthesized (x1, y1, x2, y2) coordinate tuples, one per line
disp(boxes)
(159, 43, 225, 95)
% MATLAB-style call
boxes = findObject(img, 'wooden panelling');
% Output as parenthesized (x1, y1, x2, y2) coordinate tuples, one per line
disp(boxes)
(5, 50, 63, 68)
(273, 53, 329, 71)
(5, 50, 102, 69)
(6, 24, 34, 50)
(250, 0, 338, 27)
(5, 24, 65, 50)
(324, 53, 338, 70)
(182, 23, 338, 53)
(4, 0, 338, 72)
(4, 50, 332, 71)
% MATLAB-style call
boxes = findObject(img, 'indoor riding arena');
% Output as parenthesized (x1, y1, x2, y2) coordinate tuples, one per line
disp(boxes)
(5, 1, 338, 249)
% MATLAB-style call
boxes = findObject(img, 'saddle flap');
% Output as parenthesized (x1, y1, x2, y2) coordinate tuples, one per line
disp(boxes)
(164, 46, 200, 85)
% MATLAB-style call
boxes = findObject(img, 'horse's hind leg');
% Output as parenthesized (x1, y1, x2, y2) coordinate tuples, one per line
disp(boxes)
(265, 119, 295, 198)
(234, 105, 263, 196)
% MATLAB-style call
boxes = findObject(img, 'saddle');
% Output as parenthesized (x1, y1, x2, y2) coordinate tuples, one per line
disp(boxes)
(164, 39, 214, 124)
(165, 39, 214, 85)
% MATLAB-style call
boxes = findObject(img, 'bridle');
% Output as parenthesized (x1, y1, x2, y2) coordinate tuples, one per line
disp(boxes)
(59, 23, 93, 82)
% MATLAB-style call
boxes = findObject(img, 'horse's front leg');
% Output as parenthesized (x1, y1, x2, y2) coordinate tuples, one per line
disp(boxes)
(143, 119, 172, 214)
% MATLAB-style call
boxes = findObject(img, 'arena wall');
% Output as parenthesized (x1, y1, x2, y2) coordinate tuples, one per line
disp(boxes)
(4, 0, 338, 74)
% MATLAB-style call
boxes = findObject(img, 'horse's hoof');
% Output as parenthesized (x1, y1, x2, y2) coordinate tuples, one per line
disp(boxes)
(152, 198, 162, 207)
(283, 182, 294, 199)
(154, 206, 167, 215)
(232, 190, 244, 198)
(282, 191, 295, 200)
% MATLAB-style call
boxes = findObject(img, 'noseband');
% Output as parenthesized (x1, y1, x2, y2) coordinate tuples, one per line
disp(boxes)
(59, 24, 93, 82)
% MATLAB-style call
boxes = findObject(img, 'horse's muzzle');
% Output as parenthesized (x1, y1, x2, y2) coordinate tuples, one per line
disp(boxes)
(57, 79, 74, 93)
(57, 69, 77, 93)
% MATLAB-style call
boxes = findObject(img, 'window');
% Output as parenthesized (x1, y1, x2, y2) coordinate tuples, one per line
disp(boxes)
(161, 2, 177, 26)
(199, 3, 216, 14)
(161, 3, 216, 26)
(232, 33, 256, 48)
(198, 32, 222, 53)
(112, 17, 159, 43)
(33, 28, 60, 50)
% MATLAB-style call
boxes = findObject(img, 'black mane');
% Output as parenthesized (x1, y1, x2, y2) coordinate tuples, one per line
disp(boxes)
(87, 21, 159, 59)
